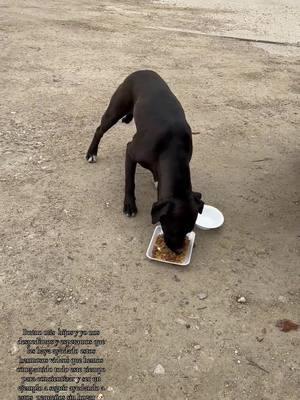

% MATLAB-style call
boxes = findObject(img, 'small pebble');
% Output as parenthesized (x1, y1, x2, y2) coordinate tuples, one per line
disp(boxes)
(288, 363, 296, 371)
(278, 295, 287, 303)
(107, 387, 114, 392)
(56, 297, 62, 303)
(154, 364, 165, 375)
(10, 343, 18, 355)
(97, 394, 104, 400)
(175, 318, 186, 325)
(197, 292, 208, 300)
(237, 296, 247, 303)
(194, 345, 201, 350)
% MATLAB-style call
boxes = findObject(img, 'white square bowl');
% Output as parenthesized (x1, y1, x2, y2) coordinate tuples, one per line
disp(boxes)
(146, 225, 195, 266)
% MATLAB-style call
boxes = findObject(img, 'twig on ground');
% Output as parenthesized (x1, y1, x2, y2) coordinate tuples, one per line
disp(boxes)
(246, 357, 269, 374)
(251, 157, 272, 162)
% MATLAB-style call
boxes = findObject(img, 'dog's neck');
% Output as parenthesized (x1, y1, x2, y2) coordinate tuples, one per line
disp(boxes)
(157, 154, 192, 200)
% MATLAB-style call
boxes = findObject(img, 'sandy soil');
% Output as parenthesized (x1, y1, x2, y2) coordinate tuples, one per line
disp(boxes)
(157, 0, 300, 44)
(0, 1, 299, 399)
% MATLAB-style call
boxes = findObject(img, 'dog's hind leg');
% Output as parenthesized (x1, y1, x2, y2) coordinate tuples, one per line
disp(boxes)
(121, 112, 133, 124)
(86, 82, 132, 162)
(152, 170, 158, 190)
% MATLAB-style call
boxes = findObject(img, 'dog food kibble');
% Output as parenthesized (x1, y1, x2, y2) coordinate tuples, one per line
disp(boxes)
(152, 235, 189, 263)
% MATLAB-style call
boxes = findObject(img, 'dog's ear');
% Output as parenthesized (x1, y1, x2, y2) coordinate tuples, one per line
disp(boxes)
(193, 192, 204, 214)
(151, 200, 172, 224)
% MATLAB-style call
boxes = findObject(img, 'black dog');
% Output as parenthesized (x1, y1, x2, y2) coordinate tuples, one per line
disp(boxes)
(86, 70, 204, 253)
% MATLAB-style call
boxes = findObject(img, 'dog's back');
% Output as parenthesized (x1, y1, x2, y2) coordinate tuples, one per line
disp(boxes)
(125, 70, 191, 136)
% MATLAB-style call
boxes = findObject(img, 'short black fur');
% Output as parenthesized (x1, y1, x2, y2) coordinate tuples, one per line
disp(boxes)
(86, 70, 204, 253)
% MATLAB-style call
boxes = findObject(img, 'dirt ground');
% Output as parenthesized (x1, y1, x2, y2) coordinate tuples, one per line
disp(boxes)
(0, 1, 299, 399)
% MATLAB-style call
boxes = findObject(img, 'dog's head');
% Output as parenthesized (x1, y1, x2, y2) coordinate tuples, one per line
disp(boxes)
(151, 192, 204, 253)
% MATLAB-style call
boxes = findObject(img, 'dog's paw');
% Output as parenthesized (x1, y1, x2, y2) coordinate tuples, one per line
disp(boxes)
(86, 154, 97, 163)
(123, 199, 138, 217)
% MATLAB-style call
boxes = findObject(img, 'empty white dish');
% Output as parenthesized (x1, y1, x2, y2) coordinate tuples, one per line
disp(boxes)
(146, 225, 195, 266)
(195, 205, 224, 230)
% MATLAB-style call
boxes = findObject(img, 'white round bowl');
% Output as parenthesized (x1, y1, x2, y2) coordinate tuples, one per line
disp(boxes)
(195, 205, 224, 230)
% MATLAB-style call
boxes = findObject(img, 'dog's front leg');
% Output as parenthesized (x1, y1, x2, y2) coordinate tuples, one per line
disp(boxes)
(123, 142, 137, 217)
